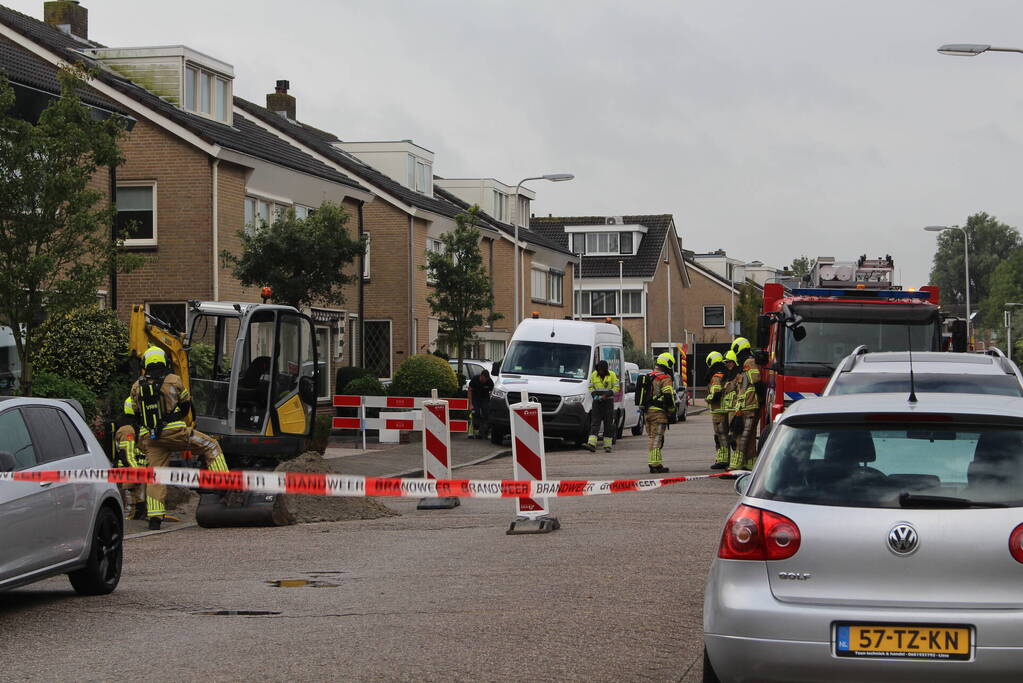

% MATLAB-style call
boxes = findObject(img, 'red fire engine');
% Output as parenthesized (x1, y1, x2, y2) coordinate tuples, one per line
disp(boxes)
(756, 256, 965, 425)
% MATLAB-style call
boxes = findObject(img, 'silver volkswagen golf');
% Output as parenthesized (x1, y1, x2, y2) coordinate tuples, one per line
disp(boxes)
(0, 397, 124, 595)
(703, 392, 1023, 682)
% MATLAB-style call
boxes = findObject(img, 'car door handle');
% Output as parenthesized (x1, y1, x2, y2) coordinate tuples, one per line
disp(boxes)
(38, 481, 53, 487)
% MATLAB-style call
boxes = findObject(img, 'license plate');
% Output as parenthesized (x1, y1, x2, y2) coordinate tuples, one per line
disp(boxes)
(835, 623, 971, 660)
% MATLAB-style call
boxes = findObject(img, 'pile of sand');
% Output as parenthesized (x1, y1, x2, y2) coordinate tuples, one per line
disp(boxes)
(274, 451, 398, 524)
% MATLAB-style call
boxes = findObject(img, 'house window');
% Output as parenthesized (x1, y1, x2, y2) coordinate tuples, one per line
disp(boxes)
(621, 291, 642, 315)
(362, 232, 371, 280)
(591, 291, 616, 316)
(315, 326, 331, 400)
(620, 232, 634, 255)
(244, 196, 274, 234)
(575, 291, 591, 316)
(572, 233, 586, 255)
(182, 64, 231, 123)
(531, 268, 547, 301)
(426, 238, 445, 283)
(364, 320, 392, 379)
(147, 302, 187, 335)
(518, 196, 529, 227)
(549, 272, 564, 305)
(415, 161, 431, 193)
(493, 191, 509, 222)
(704, 305, 726, 327)
(293, 205, 311, 220)
(585, 232, 620, 255)
(116, 184, 156, 246)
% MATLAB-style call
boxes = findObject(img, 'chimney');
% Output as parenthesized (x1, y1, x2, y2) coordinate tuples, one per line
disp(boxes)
(267, 80, 296, 120)
(44, 1, 88, 40)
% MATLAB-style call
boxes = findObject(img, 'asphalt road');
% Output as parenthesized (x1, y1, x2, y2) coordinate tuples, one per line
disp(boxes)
(0, 411, 736, 682)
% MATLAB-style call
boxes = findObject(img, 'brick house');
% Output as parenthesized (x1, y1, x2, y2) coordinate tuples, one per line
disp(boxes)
(235, 92, 576, 375)
(530, 215, 692, 360)
(0, 2, 375, 402)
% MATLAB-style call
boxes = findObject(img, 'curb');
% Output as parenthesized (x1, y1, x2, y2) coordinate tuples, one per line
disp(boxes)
(383, 448, 511, 479)
(126, 522, 198, 541)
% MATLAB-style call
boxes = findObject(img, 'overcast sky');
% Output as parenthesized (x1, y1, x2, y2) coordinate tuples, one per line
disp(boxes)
(10, 0, 1023, 288)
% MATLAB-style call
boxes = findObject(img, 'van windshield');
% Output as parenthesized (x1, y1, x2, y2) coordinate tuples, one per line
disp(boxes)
(501, 341, 590, 379)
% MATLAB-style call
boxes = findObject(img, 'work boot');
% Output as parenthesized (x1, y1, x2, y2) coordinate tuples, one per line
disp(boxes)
(710, 461, 728, 470)
(147, 516, 163, 531)
(584, 436, 597, 452)
(132, 501, 148, 520)
(649, 464, 670, 474)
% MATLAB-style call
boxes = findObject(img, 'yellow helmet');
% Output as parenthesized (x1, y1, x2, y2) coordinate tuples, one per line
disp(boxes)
(731, 337, 751, 354)
(725, 350, 739, 364)
(705, 350, 724, 368)
(123, 396, 134, 416)
(143, 345, 167, 368)
(656, 352, 675, 370)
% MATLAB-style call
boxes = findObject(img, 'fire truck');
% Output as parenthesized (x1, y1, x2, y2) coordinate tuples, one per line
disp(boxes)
(756, 255, 966, 425)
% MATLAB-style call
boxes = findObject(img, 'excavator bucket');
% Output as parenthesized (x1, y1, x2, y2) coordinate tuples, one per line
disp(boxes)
(195, 491, 292, 527)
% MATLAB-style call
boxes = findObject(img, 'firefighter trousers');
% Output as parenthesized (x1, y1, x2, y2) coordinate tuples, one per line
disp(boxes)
(729, 414, 758, 470)
(711, 412, 730, 463)
(645, 409, 668, 465)
(144, 427, 228, 518)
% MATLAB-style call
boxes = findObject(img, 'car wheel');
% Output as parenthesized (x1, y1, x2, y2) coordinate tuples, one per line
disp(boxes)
(615, 412, 625, 440)
(490, 427, 506, 446)
(702, 646, 721, 683)
(68, 504, 123, 596)
(631, 419, 644, 436)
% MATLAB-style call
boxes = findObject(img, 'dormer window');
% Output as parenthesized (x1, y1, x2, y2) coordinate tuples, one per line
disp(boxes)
(572, 231, 637, 256)
(493, 191, 509, 222)
(407, 155, 432, 194)
(184, 64, 231, 122)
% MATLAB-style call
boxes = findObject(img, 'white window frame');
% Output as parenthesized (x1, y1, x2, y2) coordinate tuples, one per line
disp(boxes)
(426, 238, 445, 284)
(584, 232, 620, 256)
(590, 291, 617, 316)
(704, 305, 726, 328)
(531, 268, 547, 301)
(549, 271, 564, 305)
(362, 232, 371, 280)
(619, 232, 635, 255)
(621, 290, 642, 315)
(245, 195, 286, 234)
(182, 63, 232, 123)
(118, 181, 158, 247)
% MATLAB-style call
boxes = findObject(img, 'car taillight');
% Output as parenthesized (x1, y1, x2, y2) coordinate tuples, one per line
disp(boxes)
(1008, 524, 1023, 564)
(718, 504, 801, 561)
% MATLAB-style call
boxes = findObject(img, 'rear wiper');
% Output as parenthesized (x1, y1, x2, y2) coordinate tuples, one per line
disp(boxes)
(898, 492, 1008, 508)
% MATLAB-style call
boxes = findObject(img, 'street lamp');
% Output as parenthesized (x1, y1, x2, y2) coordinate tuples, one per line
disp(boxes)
(512, 173, 574, 324)
(938, 44, 1023, 57)
(924, 225, 971, 344)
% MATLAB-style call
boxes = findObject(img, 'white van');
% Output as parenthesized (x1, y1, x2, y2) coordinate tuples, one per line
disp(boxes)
(488, 319, 624, 446)
(622, 361, 643, 436)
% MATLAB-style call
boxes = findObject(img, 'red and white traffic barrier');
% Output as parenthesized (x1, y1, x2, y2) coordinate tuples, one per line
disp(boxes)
(332, 395, 468, 410)
(332, 393, 469, 449)
(507, 390, 559, 534)
(417, 390, 458, 510)
(0, 467, 736, 497)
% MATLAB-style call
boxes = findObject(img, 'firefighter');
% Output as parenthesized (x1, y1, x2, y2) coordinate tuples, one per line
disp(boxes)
(586, 360, 620, 453)
(705, 351, 730, 470)
(721, 350, 741, 468)
(729, 337, 761, 471)
(113, 396, 148, 520)
(644, 352, 677, 474)
(132, 346, 229, 530)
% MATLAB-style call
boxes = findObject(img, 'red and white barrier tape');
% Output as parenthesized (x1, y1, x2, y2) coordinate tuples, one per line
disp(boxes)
(0, 468, 737, 498)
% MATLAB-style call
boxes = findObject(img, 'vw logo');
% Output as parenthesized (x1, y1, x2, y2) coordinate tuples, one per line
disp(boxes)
(887, 522, 919, 555)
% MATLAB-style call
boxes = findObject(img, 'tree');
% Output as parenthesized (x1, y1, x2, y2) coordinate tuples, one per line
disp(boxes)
(735, 282, 763, 342)
(929, 212, 1022, 320)
(790, 255, 812, 278)
(422, 206, 501, 380)
(0, 69, 132, 395)
(980, 249, 1023, 352)
(223, 202, 364, 309)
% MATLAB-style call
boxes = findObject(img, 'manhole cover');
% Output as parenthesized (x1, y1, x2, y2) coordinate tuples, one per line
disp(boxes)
(267, 579, 339, 588)
(191, 610, 282, 616)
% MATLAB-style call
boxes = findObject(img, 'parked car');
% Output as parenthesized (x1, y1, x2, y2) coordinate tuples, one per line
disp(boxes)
(0, 397, 123, 595)
(704, 392, 1023, 682)
(622, 362, 642, 437)
(448, 359, 491, 391)
(822, 347, 1023, 397)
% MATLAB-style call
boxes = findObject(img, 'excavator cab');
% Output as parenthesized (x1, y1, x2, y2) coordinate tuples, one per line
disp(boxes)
(186, 301, 318, 465)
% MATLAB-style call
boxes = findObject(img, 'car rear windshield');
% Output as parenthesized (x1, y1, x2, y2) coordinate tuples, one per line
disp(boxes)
(750, 423, 1023, 508)
(831, 373, 1023, 397)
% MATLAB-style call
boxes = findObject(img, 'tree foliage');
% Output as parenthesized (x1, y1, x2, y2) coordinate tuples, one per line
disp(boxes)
(222, 201, 364, 309)
(390, 354, 459, 398)
(422, 207, 501, 379)
(735, 282, 763, 342)
(790, 255, 812, 278)
(980, 249, 1023, 352)
(928, 212, 1022, 318)
(0, 69, 134, 395)
(32, 307, 128, 394)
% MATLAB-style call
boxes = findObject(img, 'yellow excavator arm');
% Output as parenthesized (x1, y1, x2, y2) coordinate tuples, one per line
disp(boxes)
(128, 304, 192, 419)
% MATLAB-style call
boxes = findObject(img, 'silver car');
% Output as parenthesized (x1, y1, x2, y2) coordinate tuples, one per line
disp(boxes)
(0, 397, 124, 594)
(823, 348, 1023, 397)
(704, 392, 1023, 682)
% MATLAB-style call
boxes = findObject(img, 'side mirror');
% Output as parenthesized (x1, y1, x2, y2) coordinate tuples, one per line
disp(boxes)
(734, 472, 753, 496)
(792, 325, 807, 342)
(298, 375, 316, 405)
(491, 361, 501, 376)
(0, 451, 16, 473)
(756, 314, 772, 348)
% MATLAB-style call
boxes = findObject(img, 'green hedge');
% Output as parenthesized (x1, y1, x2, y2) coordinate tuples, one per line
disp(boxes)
(32, 372, 98, 422)
(390, 354, 458, 398)
(345, 375, 386, 396)
(33, 308, 128, 395)
(336, 366, 373, 394)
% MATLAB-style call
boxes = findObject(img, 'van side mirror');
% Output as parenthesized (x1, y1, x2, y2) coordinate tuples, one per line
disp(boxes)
(951, 319, 968, 353)
(756, 314, 772, 348)
(792, 325, 807, 342)
(0, 451, 16, 473)
(491, 361, 501, 376)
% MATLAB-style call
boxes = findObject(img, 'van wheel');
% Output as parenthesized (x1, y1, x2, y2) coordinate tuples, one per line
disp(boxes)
(631, 420, 644, 436)
(490, 427, 506, 446)
(702, 647, 721, 683)
(68, 505, 122, 596)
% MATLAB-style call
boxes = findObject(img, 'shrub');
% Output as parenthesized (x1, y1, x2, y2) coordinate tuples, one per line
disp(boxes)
(33, 308, 128, 395)
(625, 348, 656, 370)
(345, 375, 386, 397)
(305, 414, 332, 454)
(390, 353, 458, 398)
(32, 372, 99, 422)
(335, 366, 372, 394)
